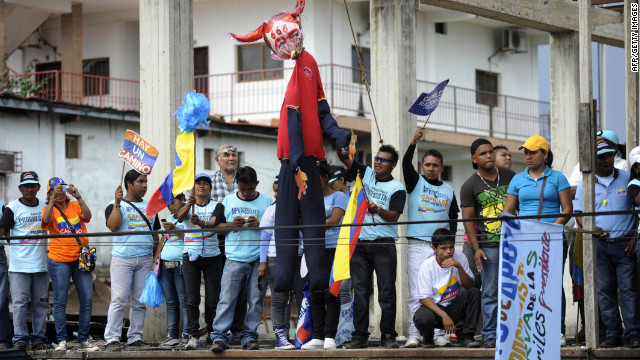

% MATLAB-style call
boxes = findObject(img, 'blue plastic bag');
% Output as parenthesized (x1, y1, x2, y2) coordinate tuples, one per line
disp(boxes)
(139, 271, 165, 308)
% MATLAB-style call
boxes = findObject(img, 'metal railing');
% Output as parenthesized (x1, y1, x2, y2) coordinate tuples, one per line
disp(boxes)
(5, 70, 140, 111)
(416, 80, 551, 141)
(5, 66, 550, 141)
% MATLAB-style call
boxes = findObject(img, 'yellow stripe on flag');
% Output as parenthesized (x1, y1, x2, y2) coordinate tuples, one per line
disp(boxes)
(172, 132, 194, 196)
(332, 175, 364, 282)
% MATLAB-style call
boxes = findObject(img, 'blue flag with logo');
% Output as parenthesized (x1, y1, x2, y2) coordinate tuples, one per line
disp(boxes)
(408, 79, 449, 116)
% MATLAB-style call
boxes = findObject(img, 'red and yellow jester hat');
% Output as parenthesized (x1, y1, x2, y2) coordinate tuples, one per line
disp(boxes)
(228, 0, 305, 61)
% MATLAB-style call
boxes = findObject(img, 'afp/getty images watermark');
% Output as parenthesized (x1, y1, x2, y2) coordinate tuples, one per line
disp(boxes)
(632, 2, 639, 73)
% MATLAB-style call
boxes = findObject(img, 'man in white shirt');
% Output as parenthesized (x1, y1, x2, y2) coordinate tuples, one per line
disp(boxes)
(413, 228, 481, 348)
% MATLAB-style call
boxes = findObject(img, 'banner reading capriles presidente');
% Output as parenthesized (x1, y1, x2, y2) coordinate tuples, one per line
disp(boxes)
(496, 217, 562, 360)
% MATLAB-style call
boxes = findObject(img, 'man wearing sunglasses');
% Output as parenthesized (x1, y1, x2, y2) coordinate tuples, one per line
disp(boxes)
(337, 144, 407, 349)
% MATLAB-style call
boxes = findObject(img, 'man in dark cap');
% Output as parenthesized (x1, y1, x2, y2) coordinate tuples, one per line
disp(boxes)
(459, 139, 515, 348)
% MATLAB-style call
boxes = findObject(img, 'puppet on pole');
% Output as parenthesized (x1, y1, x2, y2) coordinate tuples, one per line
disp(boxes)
(228, 0, 351, 295)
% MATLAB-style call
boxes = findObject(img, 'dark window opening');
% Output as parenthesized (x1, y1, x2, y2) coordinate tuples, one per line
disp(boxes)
(435, 22, 447, 35)
(83, 58, 109, 96)
(351, 46, 371, 84)
(65, 135, 80, 159)
(476, 70, 498, 107)
(237, 44, 284, 82)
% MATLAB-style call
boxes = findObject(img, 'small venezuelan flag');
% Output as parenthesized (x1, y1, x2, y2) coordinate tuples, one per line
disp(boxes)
(328, 174, 368, 297)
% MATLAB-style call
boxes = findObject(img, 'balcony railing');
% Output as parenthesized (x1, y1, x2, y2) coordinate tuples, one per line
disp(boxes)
(5, 70, 140, 111)
(5, 66, 550, 141)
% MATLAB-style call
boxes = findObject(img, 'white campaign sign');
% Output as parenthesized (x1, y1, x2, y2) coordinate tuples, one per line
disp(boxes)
(496, 217, 562, 360)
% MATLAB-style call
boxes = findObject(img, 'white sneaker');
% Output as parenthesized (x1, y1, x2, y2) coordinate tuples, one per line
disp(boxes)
(434, 335, 452, 347)
(78, 340, 100, 352)
(404, 337, 420, 348)
(324, 338, 336, 350)
(560, 334, 566, 346)
(301, 338, 324, 350)
(54, 340, 67, 352)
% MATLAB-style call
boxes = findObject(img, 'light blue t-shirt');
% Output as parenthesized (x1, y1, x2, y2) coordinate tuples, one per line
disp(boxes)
(575, 169, 635, 239)
(359, 167, 406, 241)
(182, 200, 221, 258)
(407, 176, 455, 241)
(507, 166, 570, 223)
(629, 179, 640, 233)
(222, 192, 272, 262)
(324, 191, 348, 248)
(4, 198, 47, 272)
(160, 214, 184, 262)
(108, 200, 157, 258)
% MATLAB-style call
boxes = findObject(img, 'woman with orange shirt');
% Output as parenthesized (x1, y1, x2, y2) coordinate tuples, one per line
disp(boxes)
(41, 177, 99, 352)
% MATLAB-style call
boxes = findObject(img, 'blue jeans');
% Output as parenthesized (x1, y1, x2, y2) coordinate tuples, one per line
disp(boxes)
(158, 262, 188, 338)
(210, 259, 267, 346)
(0, 247, 11, 347)
(47, 258, 94, 343)
(9, 272, 49, 345)
(480, 246, 499, 341)
(596, 240, 640, 338)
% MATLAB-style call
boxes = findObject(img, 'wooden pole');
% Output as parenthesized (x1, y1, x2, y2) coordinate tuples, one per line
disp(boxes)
(119, 161, 125, 186)
(420, 114, 431, 129)
(578, 0, 598, 353)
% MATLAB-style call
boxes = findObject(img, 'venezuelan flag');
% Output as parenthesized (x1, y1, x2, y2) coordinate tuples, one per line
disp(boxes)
(329, 174, 368, 296)
(145, 132, 194, 218)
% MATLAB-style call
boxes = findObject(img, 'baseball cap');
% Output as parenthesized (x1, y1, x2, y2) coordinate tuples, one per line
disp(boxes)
(597, 130, 620, 145)
(596, 138, 616, 156)
(47, 177, 66, 192)
(518, 135, 549, 152)
(195, 173, 212, 184)
(629, 146, 640, 166)
(19, 171, 39, 186)
(329, 166, 347, 183)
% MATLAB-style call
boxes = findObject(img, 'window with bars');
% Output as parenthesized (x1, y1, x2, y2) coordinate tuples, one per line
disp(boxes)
(237, 44, 284, 82)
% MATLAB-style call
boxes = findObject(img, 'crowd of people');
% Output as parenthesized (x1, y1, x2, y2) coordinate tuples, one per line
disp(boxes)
(0, 131, 639, 352)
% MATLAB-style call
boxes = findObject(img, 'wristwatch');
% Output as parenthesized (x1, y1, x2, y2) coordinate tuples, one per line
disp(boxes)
(472, 247, 480, 253)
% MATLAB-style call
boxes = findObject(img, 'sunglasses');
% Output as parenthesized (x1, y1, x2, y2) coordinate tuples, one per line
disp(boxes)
(374, 156, 392, 164)
(221, 146, 238, 156)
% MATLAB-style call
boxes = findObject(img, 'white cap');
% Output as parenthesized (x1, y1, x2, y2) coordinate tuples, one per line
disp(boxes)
(629, 146, 640, 167)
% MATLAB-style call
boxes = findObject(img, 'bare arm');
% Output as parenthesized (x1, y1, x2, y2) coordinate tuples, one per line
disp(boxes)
(326, 208, 345, 225)
(503, 194, 518, 216)
(555, 188, 573, 225)
(69, 184, 92, 221)
(419, 297, 455, 333)
(461, 206, 486, 272)
(106, 186, 123, 232)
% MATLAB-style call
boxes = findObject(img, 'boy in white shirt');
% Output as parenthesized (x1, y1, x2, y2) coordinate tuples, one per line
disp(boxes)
(413, 228, 481, 348)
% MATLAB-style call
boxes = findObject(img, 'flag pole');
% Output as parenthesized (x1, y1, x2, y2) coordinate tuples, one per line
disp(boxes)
(120, 161, 125, 187)
(192, 134, 196, 214)
(421, 114, 431, 129)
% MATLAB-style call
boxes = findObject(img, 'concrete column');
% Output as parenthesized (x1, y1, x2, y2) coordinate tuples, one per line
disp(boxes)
(549, 32, 580, 178)
(60, 3, 82, 103)
(370, 0, 416, 339)
(139, 0, 193, 341)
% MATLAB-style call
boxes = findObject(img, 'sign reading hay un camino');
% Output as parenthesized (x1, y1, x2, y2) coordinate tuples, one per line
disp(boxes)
(119, 130, 158, 175)
(497, 217, 562, 360)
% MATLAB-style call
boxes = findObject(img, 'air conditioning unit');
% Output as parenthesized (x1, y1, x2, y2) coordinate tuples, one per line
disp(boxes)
(501, 28, 528, 53)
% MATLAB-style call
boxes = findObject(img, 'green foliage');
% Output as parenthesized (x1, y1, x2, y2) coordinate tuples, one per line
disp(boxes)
(0, 55, 49, 97)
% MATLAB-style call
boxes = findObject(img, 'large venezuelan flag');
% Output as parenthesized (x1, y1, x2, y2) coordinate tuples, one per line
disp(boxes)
(329, 174, 368, 296)
(145, 132, 194, 218)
